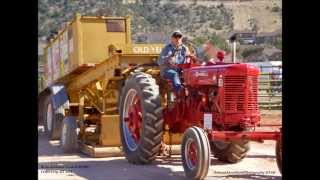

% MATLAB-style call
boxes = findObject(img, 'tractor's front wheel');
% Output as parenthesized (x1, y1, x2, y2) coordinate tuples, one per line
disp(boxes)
(276, 138, 282, 174)
(119, 72, 163, 164)
(211, 139, 250, 163)
(181, 126, 211, 180)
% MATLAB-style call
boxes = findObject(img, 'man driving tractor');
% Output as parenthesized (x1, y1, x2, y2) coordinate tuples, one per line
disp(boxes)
(158, 31, 228, 94)
(157, 30, 191, 93)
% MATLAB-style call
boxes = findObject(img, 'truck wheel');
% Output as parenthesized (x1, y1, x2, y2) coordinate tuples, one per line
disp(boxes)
(38, 97, 44, 126)
(43, 95, 64, 140)
(61, 116, 78, 153)
(181, 126, 211, 180)
(276, 138, 282, 174)
(119, 72, 163, 164)
(211, 139, 250, 163)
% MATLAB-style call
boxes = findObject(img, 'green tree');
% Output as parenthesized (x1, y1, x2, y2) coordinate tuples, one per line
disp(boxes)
(273, 37, 282, 49)
(208, 33, 230, 52)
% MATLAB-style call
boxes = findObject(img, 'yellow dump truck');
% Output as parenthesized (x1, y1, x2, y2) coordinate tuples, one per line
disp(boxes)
(38, 13, 183, 156)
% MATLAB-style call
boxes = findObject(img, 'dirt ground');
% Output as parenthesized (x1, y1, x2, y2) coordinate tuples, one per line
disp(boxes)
(260, 110, 282, 124)
(38, 110, 282, 180)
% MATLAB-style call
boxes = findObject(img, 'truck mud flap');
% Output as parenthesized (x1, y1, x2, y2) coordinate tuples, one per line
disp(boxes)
(49, 84, 69, 110)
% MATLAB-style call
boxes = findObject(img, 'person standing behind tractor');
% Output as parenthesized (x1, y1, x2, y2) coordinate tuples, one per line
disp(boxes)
(182, 39, 226, 64)
(157, 31, 191, 92)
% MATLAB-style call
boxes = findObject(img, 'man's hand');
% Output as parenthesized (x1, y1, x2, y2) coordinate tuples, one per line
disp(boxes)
(188, 54, 196, 59)
(164, 56, 177, 68)
(206, 58, 216, 65)
(168, 56, 175, 65)
(186, 54, 200, 64)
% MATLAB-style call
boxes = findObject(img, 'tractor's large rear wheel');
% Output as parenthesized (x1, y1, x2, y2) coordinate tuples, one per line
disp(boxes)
(211, 139, 250, 163)
(119, 72, 163, 164)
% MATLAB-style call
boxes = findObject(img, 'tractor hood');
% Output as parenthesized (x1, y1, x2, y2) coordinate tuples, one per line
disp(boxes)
(183, 63, 260, 86)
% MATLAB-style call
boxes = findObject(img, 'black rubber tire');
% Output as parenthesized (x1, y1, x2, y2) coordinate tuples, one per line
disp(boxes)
(61, 116, 78, 153)
(43, 95, 64, 140)
(181, 126, 211, 180)
(38, 97, 45, 126)
(276, 139, 282, 174)
(211, 139, 250, 163)
(119, 72, 164, 164)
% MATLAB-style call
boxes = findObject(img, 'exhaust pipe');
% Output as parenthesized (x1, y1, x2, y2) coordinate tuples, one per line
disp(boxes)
(232, 41, 236, 63)
(230, 34, 237, 63)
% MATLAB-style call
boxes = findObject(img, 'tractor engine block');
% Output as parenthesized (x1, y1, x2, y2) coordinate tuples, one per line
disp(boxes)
(163, 63, 261, 133)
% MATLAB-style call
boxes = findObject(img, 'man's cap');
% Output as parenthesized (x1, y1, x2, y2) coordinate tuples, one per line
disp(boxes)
(171, 30, 183, 38)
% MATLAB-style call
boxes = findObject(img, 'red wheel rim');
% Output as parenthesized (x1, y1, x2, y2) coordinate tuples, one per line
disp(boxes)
(186, 140, 198, 169)
(124, 94, 142, 143)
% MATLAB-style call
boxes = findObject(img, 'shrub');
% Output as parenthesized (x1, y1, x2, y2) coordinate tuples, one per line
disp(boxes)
(241, 47, 264, 58)
(271, 6, 281, 12)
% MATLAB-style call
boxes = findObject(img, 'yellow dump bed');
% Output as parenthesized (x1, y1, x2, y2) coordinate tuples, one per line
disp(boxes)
(42, 13, 164, 90)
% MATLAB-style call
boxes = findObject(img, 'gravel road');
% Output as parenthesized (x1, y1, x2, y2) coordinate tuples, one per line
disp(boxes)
(38, 130, 281, 179)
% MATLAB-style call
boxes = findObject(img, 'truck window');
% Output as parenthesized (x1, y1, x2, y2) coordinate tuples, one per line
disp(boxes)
(106, 20, 125, 32)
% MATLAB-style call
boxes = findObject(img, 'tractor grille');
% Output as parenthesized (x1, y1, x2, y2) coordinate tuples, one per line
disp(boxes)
(224, 76, 258, 112)
(247, 76, 258, 110)
(224, 76, 246, 112)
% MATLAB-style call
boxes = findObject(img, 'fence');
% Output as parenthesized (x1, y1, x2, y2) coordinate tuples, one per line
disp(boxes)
(257, 65, 282, 109)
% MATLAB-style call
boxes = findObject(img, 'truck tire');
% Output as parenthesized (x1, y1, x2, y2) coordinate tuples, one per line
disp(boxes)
(181, 126, 211, 180)
(43, 95, 64, 140)
(211, 139, 250, 163)
(61, 116, 78, 153)
(119, 72, 163, 164)
(38, 97, 44, 126)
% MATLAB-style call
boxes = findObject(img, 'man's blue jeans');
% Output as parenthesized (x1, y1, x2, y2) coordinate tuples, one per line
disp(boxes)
(163, 69, 183, 92)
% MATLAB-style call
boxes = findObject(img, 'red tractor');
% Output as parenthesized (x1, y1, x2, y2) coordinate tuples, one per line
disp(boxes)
(118, 40, 282, 179)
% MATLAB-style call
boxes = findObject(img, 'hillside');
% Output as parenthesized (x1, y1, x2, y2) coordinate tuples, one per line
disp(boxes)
(39, 0, 281, 40)
(38, 0, 282, 63)
(170, 0, 281, 33)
